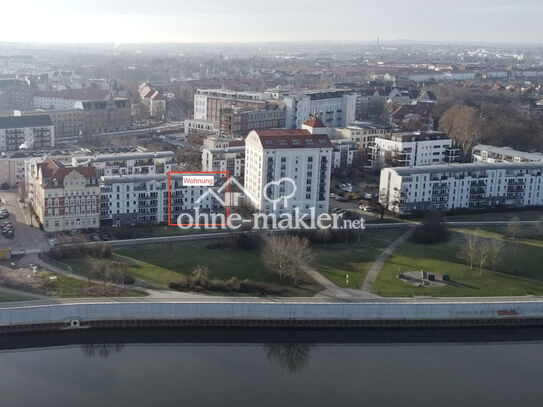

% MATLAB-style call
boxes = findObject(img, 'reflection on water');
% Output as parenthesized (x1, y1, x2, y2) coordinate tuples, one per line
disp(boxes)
(0, 329, 542, 407)
(80, 343, 125, 358)
(264, 343, 312, 373)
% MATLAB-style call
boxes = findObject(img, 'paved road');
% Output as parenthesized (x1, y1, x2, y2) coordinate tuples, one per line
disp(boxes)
(0, 191, 48, 253)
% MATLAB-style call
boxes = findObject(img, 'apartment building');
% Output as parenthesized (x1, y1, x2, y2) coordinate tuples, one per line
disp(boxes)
(33, 88, 108, 110)
(100, 174, 222, 227)
(219, 104, 285, 136)
(368, 131, 459, 168)
(16, 109, 84, 145)
(244, 129, 332, 216)
(194, 89, 272, 124)
(380, 162, 543, 214)
(283, 90, 357, 129)
(0, 115, 54, 152)
(472, 145, 543, 163)
(29, 159, 100, 232)
(332, 121, 389, 150)
(138, 82, 167, 117)
(74, 98, 131, 135)
(202, 140, 245, 181)
(1, 150, 74, 188)
(331, 140, 357, 170)
(72, 151, 176, 177)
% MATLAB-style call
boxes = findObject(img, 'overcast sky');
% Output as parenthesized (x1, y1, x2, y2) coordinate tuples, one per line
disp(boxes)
(2, 0, 541, 44)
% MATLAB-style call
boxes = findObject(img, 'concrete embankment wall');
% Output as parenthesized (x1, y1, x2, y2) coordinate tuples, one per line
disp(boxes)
(1, 300, 543, 332)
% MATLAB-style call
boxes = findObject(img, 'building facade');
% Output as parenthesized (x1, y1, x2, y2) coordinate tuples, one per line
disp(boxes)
(72, 151, 176, 177)
(74, 98, 131, 135)
(0, 115, 54, 152)
(368, 131, 459, 168)
(17, 109, 84, 145)
(202, 141, 245, 181)
(100, 174, 222, 227)
(380, 162, 543, 214)
(194, 89, 272, 124)
(284, 90, 357, 129)
(30, 159, 100, 232)
(219, 104, 285, 136)
(244, 129, 332, 216)
(472, 145, 543, 163)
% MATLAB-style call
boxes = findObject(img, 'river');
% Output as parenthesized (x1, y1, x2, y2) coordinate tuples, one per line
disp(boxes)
(0, 328, 542, 406)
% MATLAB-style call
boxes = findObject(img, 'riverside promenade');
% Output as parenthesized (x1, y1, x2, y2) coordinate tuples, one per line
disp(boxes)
(1, 297, 543, 332)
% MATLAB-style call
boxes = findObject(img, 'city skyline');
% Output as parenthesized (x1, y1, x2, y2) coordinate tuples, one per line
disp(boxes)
(1, 0, 542, 44)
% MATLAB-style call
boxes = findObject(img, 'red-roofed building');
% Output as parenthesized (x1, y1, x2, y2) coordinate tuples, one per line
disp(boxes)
(244, 129, 332, 216)
(30, 158, 100, 232)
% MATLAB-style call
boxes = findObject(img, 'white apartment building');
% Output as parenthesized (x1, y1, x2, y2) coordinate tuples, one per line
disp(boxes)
(369, 131, 459, 168)
(472, 145, 543, 163)
(72, 151, 176, 177)
(331, 140, 357, 170)
(284, 90, 357, 129)
(184, 119, 218, 135)
(380, 162, 543, 214)
(0, 115, 54, 152)
(244, 129, 332, 216)
(202, 141, 245, 181)
(100, 174, 222, 227)
(1, 150, 74, 188)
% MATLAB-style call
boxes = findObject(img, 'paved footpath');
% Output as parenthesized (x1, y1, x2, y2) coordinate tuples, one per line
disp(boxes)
(361, 227, 414, 292)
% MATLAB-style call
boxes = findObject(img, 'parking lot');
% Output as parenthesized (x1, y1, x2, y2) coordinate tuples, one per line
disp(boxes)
(0, 191, 48, 253)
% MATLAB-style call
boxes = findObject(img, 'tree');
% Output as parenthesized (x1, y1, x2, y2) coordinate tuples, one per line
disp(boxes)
(262, 234, 312, 286)
(486, 239, 505, 272)
(438, 105, 482, 161)
(506, 216, 521, 239)
(411, 211, 449, 244)
(477, 240, 491, 276)
(459, 229, 480, 270)
(264, 343, 312, 374)
(531, 216, 543, 237)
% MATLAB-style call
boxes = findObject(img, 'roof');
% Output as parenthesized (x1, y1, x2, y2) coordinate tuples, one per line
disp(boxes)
(73, 151, 175, 164)
(303, 116, 326, 128)
(38, 159, 97, 188)
(473, 144, 543, 161)
(0, 115, 53, 129)
(387, 162, 543, 176)
(101, 174, 167, 184)
(252, 129, 333, 149)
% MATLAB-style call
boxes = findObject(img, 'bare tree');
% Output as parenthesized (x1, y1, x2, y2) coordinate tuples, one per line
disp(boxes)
(459, 230, 480, 270)
(262, 234, 312, 286)
(438, 105, 482, 160)
(486, 239, 505, 272)
(506, 216, 521, 239)
(477, 240, 491, 276)
(532, 216, 543, 237)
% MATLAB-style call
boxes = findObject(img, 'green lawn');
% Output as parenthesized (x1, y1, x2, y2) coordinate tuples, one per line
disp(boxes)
(373, 229, 543, 297)
(446, 209, 543, 222)
(0, 292, 27, 302)
(312, 228, 406, 288)
(68, 240, 320, 296)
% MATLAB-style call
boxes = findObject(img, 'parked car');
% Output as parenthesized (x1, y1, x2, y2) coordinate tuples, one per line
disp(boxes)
(329, 193, 338, 198)
(100, 232, 111, 241)
(5, 230, 14, 239)
(359, 205, 371, 211)
(363, 193, 373, 200)
(335, 196, 347, 202)
(90, 234, 100, 242)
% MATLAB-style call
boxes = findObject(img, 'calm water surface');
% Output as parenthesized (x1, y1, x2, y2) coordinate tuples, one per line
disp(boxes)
(0, 329, 542, 407)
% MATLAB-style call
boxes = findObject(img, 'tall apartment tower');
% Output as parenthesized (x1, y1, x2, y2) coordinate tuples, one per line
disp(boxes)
(244, 129, 332, 217)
